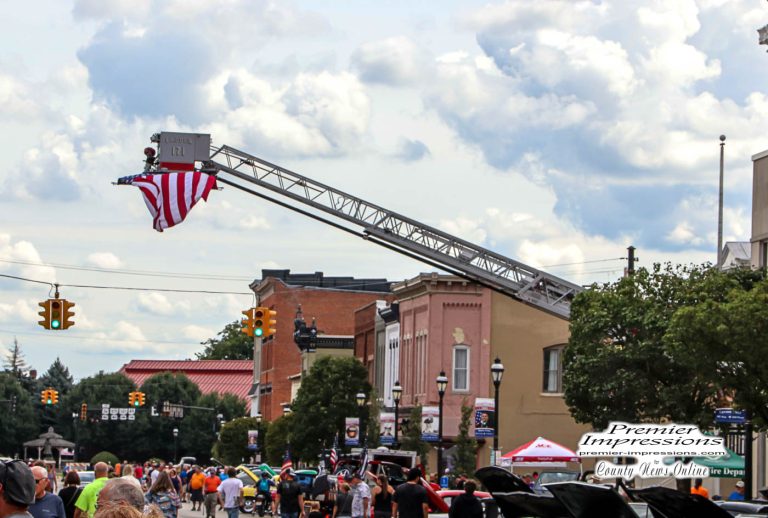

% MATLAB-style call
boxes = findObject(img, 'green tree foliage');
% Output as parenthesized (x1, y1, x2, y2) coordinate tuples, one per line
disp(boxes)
(216, 417, 263, 465)
(90, 451, 119, 466)
(0, 373, 39, 457)
(564, 264, 765, 430)
(197, 321, 254, 360)
(265, 415, 293, 466)
(180, 392, 246, 462)
(289, 356, 371, 462)
(400, 405, 429, 472)
(666, 276, 768, 428)
(4, 338, 28, 377)
(365, 389, 381, 449)
(40, 358, 74, 394)
(452, 401, 477, 477)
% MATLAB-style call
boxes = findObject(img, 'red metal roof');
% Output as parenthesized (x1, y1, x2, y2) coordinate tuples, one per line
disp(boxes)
(119, 360, 254, 409)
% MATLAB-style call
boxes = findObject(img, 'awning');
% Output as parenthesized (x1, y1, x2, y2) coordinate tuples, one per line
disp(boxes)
(693, 447, 745, 478)
(502, 436, 581, 463)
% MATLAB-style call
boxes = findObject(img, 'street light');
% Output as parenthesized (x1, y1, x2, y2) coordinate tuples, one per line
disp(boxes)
(491, 358, 505, 465)
(356, 392, 367, 444)
(172, 428, 179, 464)
(436, 371, 448, 481)
(283, 405, 292, 416)
(392, 381, 403, 448)
(255, 413, 263, 461)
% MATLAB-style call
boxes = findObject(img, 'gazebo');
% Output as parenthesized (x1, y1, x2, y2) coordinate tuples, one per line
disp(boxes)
(23, 427, 75, 466)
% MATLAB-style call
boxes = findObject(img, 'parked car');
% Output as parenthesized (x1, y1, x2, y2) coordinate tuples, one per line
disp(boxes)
(77, 471, 95, 488)
(715, 500, 768, 516)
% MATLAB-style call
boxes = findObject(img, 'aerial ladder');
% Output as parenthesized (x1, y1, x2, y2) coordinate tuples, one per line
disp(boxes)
(144, 132, 583, 318)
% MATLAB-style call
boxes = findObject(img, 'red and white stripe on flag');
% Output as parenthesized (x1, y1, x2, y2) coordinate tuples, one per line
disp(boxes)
(129, 172, 217, 232)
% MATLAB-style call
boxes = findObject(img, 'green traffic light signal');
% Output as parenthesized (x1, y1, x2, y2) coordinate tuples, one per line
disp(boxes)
(46, 397, 52, 405)
(51, 300, 61, 329)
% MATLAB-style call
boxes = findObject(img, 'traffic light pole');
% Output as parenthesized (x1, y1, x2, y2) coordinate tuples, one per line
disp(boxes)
(251, 335, 263, 417)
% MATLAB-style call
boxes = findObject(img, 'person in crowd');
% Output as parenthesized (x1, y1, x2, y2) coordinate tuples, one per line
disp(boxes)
(216, 468, 243, 518)
(345, 473, 369, 518)
(131, 466, 141, 483)
(448, 480, 482, 518)
(454, 474, 466, 490)
(187, 467, 204, 512)
(58, 471, 82, 518)
(392, 468, 428, 518)
(306, 502, 322, 518)
(166, 471, 181, 501)
(75, 463, 110, 518)
(371, 474, 392, 518)
(255, 471, 274, 517)
(691, 478, 709, 499)
(29, 466, 65, 518)
(202, 469, 221, 518)
(118, 467, 140, 492)
(0, 461, 37, 518)
(728, 481, 746, 501)
(95, 479, 144, 516)
(46, 466, 58, 495)
(331, 483, 351, 518)
(144, 472, 180, 518)
(178, 467, 187, 504)
(274, 469, 303, 518)
(91, 505, 141, 518)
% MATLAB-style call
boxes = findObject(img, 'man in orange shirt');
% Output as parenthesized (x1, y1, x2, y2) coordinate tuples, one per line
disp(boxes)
(203, 469, 222, 518)
(691, 478, 709, 499)
(189, 466, 206, 511)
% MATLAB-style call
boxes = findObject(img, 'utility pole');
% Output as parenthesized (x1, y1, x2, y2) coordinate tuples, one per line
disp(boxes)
(717, 135, 726, 267)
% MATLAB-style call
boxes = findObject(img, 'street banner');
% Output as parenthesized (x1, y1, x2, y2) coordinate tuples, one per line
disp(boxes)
(474, 398, 495, 438)
(247, 429, 258, 451)
(380, 412, 395, 445)
(421, 406, 439, 442)
(345, 417, 360, 446)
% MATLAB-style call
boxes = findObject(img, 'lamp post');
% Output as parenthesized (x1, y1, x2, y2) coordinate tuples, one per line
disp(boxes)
(717, 135, 726, 267)
(356, 392, 367, 444)
(255, 413, 263, 462)
(71, 412, 78, 462)
(283, 405, 292, 416)
(491, 358, 505, 465)
(392, 381, 402, 448)
(172, 428, 179, 464)
(436, 371, 448, 480)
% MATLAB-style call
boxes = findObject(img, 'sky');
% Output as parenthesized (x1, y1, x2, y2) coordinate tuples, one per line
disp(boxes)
(2, 0, 767, 380)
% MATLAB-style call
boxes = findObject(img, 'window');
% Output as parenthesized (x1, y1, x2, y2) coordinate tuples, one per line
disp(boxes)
(543, 346, 564, 393)
(453, 346, 469, 391)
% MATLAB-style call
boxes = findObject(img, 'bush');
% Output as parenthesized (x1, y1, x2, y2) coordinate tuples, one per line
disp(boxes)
(90, 451, 119, 466)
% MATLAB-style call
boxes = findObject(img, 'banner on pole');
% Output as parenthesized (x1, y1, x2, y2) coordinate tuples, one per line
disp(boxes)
(380, 412, 395, 445)
(345, 417, 360, 446)
(474, 398, 495, 438)
(247, 430, 258, 451)
(421, 406, 439, 442)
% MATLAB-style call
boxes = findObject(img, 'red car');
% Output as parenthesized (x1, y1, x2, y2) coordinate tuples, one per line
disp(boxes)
(436, 489, 491, 510)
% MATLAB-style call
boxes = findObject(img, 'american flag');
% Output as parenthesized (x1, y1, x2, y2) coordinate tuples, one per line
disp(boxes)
(281, 446, 293, 476)
(118, 172, 217, 232)
(329, 434, 339, 470)
(358, 444, 369, 478)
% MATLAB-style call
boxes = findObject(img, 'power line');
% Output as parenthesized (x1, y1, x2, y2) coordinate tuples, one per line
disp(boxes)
(0, 274, 252, 295)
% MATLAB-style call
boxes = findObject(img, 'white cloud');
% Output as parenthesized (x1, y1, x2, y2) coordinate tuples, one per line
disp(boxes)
(136, 293, 190, 316)
(86, 252, 123, 269)
(182, 325, 215, 343)
(351, 36, 431, 86)
(0, 235, 56, 284)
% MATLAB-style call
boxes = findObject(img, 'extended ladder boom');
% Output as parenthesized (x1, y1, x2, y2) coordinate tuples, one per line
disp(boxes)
(154, 133, 583, 318)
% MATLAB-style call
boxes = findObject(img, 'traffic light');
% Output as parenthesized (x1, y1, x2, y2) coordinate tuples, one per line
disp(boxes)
(253, 307, 266, 337)
(40, 389, 49, 405)
(51, 389, 58, 405)
(129, 392, 137, 407)
(137, 392, 146, 406)
(61, 299, 75, 329)
(241, 308, 255, 337)
(38, 300, 52, 329)
(80, 403, 87, 421)
(10, 396, 16, 412)
(264, 308, 277, 338)
(50, 300, 62, 330)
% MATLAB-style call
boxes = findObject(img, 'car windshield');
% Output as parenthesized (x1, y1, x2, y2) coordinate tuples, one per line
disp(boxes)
(236, 472, 255, 487)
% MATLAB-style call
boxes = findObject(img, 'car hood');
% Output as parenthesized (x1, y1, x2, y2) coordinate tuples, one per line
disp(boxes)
(475, 466, 534, 494)
(628, 486, 733, 518)
(486, 491, 569, 518)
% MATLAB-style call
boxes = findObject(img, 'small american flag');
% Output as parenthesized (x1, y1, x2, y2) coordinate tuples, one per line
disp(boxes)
(118, 171, 217, 232)
(329, 434, 339, 470)
(281, 446, 293, 475)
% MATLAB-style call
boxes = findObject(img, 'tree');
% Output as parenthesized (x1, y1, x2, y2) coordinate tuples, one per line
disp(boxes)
(264, 415, 293, 466)
(289, 356, 371, 462)
(452, 401, 477, 477)
(365, 389, 381, 449)
(197, 321, 254, 360)
(180, 392, 246, 462)
(4, 338, 28, 378)
(39, 358, 74, 394)
(666, 276, 768, 428)
(0, 373, 39, 457)
(215, 417, 263, 466)
(564, 263, 765, 430)
(400, 405, 429, 472)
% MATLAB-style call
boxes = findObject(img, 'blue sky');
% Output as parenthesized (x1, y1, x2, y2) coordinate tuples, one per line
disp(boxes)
(1, 0, 766, 378)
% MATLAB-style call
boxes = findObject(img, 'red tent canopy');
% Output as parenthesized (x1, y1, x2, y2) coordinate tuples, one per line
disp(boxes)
(502, 436, 581, 463)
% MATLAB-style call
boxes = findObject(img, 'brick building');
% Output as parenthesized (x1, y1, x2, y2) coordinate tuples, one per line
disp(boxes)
(250, 270, 390, 421)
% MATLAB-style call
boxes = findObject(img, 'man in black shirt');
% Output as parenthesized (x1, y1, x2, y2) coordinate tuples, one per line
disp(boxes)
(448, 480, 482, 518)
(392, 468, 427, 518)
(274, 469, 304, 518)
